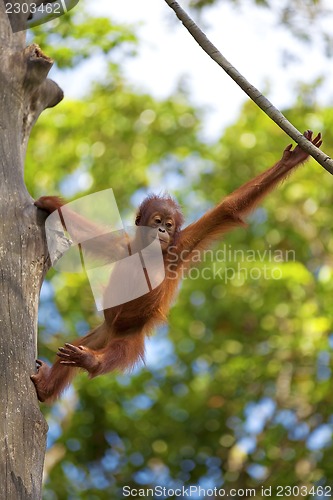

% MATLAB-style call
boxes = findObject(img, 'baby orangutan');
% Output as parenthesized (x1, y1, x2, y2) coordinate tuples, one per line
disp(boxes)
(31, 130, 322, 402)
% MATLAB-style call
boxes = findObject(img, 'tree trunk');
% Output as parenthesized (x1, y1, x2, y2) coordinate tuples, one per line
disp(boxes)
(0, 3, 63, 498)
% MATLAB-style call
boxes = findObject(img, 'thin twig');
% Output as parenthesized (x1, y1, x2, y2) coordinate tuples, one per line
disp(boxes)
(164, 0, 333, 175)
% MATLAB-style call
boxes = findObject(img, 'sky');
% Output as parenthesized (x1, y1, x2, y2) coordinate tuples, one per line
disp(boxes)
(54, 0, 333, 140)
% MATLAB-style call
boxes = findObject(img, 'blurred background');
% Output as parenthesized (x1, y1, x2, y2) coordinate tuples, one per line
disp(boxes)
(26, 0, 333, 498)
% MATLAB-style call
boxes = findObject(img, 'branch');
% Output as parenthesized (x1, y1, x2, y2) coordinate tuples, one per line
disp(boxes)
(164, 0, 333, 176)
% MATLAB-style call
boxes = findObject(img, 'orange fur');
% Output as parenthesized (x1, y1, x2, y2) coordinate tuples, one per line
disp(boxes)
(31, 131, 322, 402)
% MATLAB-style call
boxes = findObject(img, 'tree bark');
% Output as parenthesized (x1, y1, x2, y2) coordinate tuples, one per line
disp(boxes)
(0, 3, 63, 498)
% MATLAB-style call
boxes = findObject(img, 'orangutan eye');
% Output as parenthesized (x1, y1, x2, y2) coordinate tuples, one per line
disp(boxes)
(166, 222, 173, 228)
(154, 217, 161, 224)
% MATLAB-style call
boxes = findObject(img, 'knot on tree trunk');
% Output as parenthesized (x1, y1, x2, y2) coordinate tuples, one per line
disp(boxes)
(24, 44, 54, 87)
(23, 43, 64, 110)
(21, 44, 64, 154)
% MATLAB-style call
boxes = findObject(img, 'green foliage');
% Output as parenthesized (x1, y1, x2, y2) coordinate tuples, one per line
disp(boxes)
(37, 96, 333, 499)
(26, 72, 203, 203)
(27, 3, 333, 498)
(29, 4, 137, 68)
